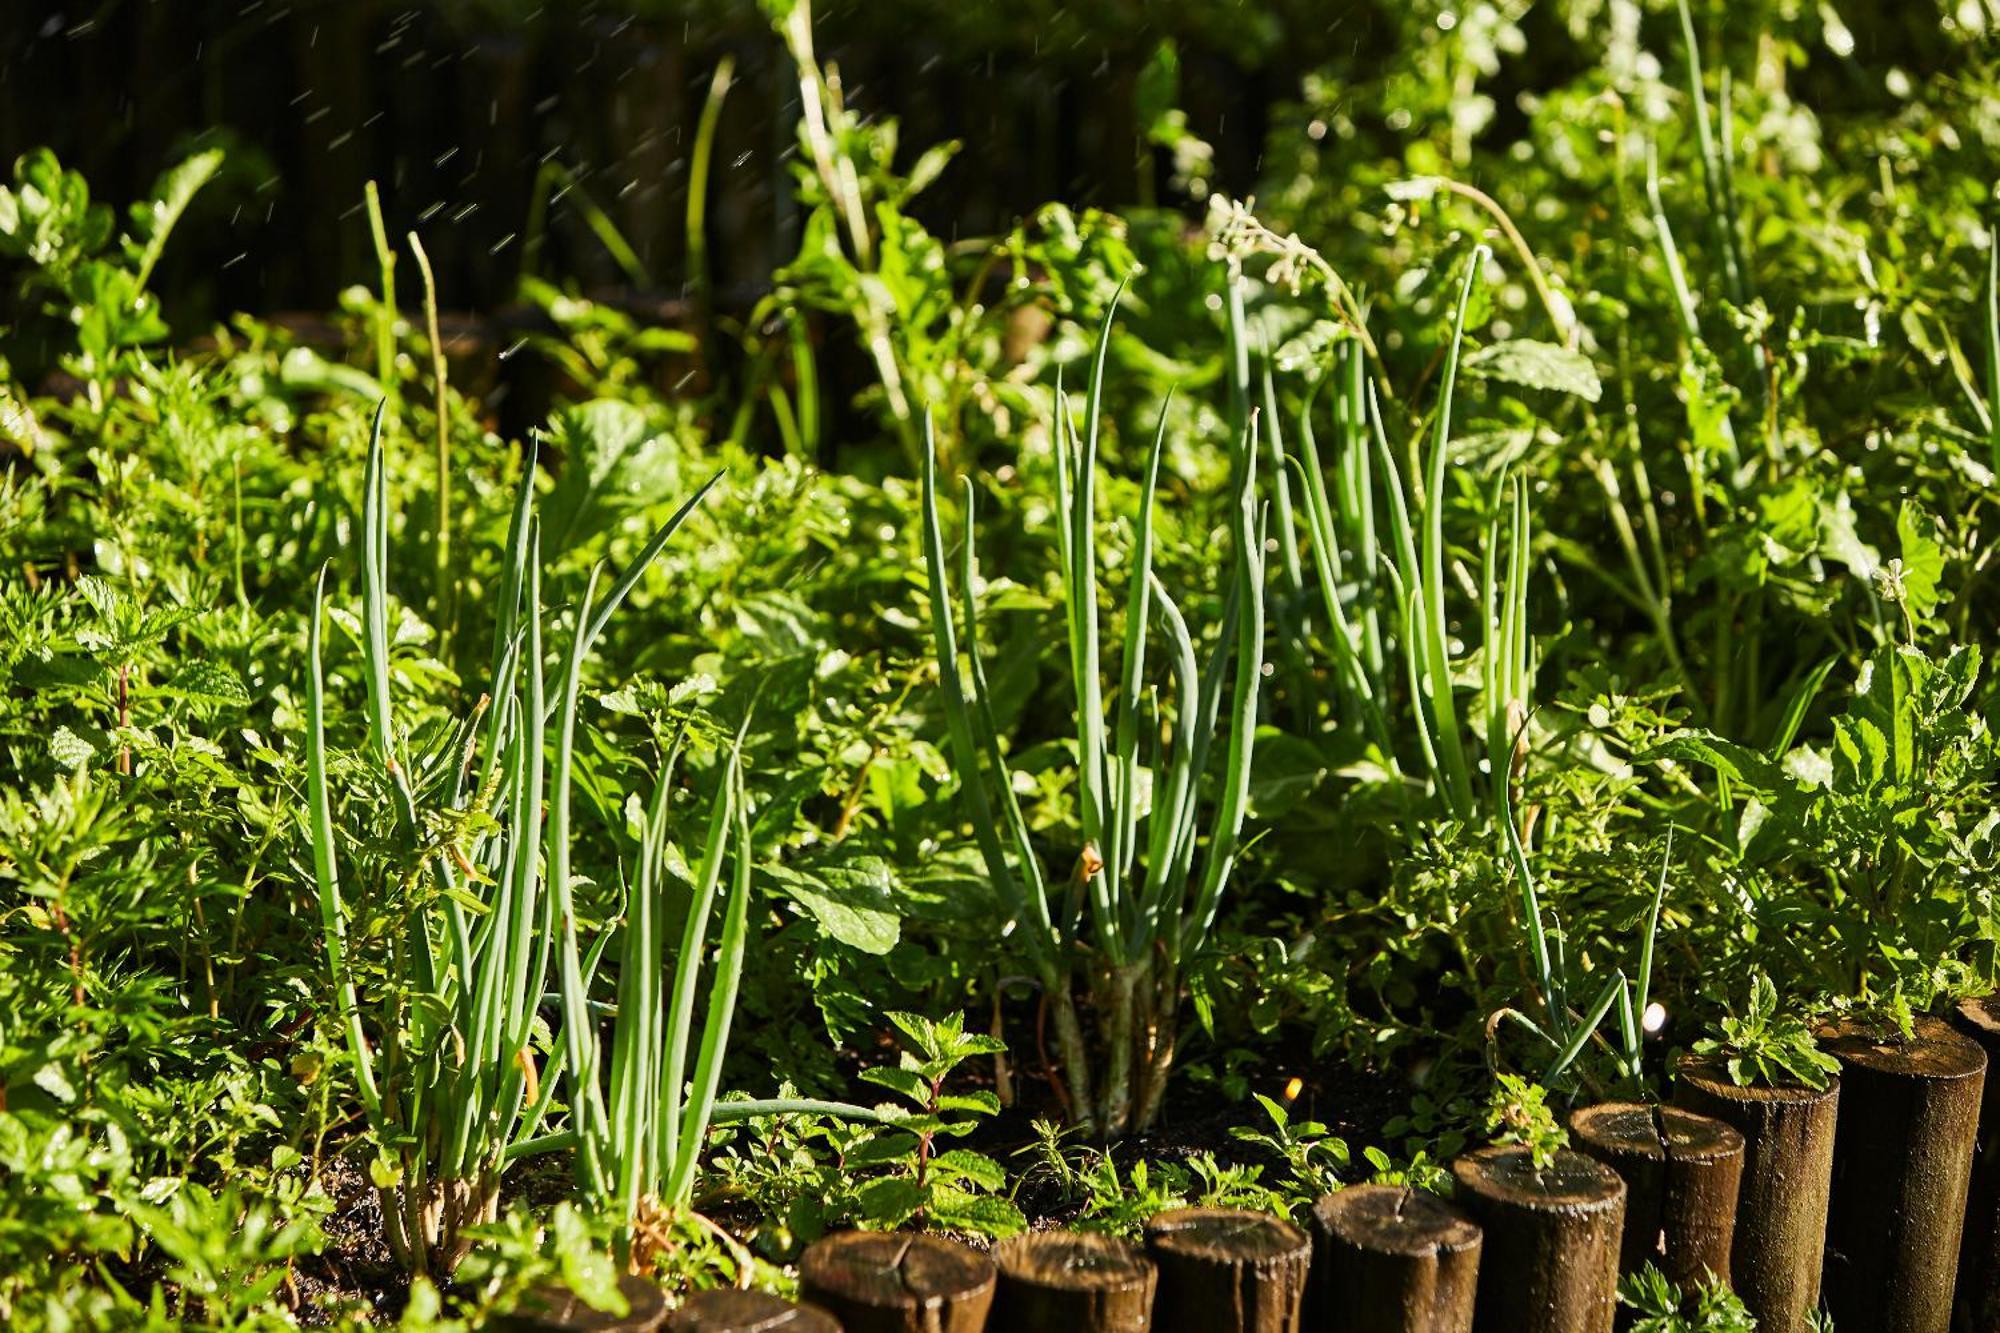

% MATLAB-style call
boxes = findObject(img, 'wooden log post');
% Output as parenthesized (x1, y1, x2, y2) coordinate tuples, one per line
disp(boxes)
(1568, 1102, 1744, 1289)
(1450, 1146, 1625, 1333)
(1142, 1207, 1311, 1333)
(1953, 994, 2000, 1333)
(495, 1273, 669, 1331)
(1305, 1185, 1481, 1333)
(667, 1289, 842, 1332)
(991, 1231, 1156, 1332)
(1819, 1015, 1986, 1333)
(799, 1231, 996, 1333)
(1672, 1057, 1838, 1333)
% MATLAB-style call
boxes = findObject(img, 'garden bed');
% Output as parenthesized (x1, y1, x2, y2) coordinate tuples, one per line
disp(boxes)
(3, 0, 2000, 1330)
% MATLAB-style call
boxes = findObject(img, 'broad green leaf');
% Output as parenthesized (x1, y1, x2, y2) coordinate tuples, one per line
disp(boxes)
(130, 148, 223, 289)
(857, 1066, 929, 1105)
(852, 1176, 926, 1229)
(1894, 501, 1944, 618)
(1463, 339, 1603, 401)
(926, 1187, 1028, 1238)
(936, 1090, 1001, 1117)
(763, 854, 901, 954)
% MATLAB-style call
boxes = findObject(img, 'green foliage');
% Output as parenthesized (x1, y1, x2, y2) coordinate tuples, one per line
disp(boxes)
(1228, 1093, 1350, 1205)
(1481, 1074, 1567, 1172)
(921, 296, 1267, 1136)
(0, 146, 220, 381)
(1693, 976, 1841, 1092)
(1018, 1120, 1289, 1237)
(10, 0, 2000, 1319)
(847, 1012, 1024, 1236)
(1619, 1263, 1758, 1332)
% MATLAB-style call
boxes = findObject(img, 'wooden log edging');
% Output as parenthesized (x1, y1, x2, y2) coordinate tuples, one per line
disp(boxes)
(494, 1273, 669, 1331)
(666, 1289, 842, 1331)
(1673, 1055, 1838, 1333)
(1568, 1101, 1743, 1289)
(800, 1231, 995, 1333)
(1141, 1207, 1310, 1333)
(1819, 1015, 1987, 1333)
(1953, 994, 2000, 1333)
(1306, 1184, 1480, 1333)
(991, 1231, 1156, 1332)
(1451, 1146, 1625, 1333)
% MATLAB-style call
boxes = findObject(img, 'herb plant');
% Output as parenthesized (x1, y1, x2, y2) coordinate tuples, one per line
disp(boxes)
(922, 300, 1266, 1138)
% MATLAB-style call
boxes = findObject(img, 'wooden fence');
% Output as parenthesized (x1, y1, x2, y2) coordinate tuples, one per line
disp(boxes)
(499, 994, 2000, 1333)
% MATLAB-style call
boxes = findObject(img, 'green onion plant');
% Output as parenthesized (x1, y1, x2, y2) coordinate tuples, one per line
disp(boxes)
(922, 296, 1266, 1139)
(305, 404, 719, 1274)
(1290, 246, 1535, 830)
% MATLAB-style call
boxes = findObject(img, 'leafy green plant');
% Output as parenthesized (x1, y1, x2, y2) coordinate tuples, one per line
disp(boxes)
(1618, 1262, 1758, 1332)
(0, 146, 221, 392)
(1018, 1120, 1287, 1237)
(846, 1011, 1024, 1237)
(1481, 1073, 1567, 1172)
(1229, 1093, 1350, 1205)
(1277, 233, 1570, 838)
(122, 1182, 323, 1329)
(1692, 975, 1840, 1092)
(922, 296, 1266, 1138)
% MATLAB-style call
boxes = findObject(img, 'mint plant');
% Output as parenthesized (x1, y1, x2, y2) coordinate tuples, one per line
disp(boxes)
(847, 1011, 1024, 1237)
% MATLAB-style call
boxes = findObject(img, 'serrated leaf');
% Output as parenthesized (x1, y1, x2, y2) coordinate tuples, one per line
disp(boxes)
(846, 1131, 921, 1168)
(160, 659, 250, 706)
(925, 1187, 1027, 1238)
(1463, 339, 1603, 401)
(49, 726, 96, 770)
(852, 1176, 925, 1228)
(858, 1066, 929, 1104)
(936, 1091, 1001, 1118)
(1642, 733, 1781, 791)
(1895, 501, 1944, 618)
(929, 1149, 1006, 1191)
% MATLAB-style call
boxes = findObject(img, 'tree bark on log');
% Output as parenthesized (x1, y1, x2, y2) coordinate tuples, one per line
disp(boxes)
(991, 1231, 1156, 1332)
(1568, 1101, 1743, 1289)
(1952, 994, 2000, 1333)
(1142, 1207, 1310, 1333)
(1450, 1146, 1624, 1333)
(1818, 1015, 1986, 1333)
(1305, 1185, 1480, 1333)
(1672, 1056, 1838, 1333)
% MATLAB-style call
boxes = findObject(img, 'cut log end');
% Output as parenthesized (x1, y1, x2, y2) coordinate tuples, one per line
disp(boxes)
(799, 1231, 995, 1332)
(666, 1289, 841, 1332)
(1143, 1207, 1310, 1265)
(1956, 993, 2000, 1040)
(995, 1231, 1154, 1291)
(1569, 1101, 1743, 1165)
(1311, 1185, 1482, 1260)
(497, 1275, 669, 1332)
(1451, 1146, 1625, 1213)
(1818, 1015, 1987, 1081)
